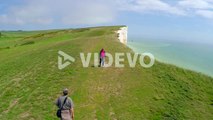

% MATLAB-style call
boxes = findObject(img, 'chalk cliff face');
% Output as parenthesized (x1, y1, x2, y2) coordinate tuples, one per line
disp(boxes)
(117, 27, 128, 45)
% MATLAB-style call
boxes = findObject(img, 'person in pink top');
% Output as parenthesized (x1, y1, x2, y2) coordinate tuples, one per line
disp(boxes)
(99, 48, 105, 67)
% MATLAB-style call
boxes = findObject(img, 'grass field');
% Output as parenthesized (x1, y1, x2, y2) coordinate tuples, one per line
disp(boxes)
(0, 26, 212, 120)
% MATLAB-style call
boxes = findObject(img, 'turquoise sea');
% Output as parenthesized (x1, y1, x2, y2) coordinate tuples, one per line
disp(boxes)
(127, 38, 213, 77)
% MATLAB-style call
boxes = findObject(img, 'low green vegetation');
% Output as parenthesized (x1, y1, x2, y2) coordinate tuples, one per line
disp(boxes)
(0, 26, 212, 120)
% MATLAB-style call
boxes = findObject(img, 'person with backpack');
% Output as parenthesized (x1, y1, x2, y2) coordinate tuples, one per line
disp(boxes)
(56, 88, 74, 120)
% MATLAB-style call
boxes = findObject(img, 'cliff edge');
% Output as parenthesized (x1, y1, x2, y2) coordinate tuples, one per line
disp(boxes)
(117, 26, 128, 44)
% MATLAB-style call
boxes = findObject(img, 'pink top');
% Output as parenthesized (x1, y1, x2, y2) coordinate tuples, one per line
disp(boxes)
(101, 51, 105, 58)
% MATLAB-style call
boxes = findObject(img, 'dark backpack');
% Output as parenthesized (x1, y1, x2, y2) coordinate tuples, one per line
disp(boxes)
(56, 97, 67, 118)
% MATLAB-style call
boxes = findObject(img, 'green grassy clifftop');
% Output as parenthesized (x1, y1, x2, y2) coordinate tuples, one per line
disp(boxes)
(0, 26, 212, 119)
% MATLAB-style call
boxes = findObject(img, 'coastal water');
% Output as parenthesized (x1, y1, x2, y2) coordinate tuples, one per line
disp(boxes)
(127, 38, 213, 77)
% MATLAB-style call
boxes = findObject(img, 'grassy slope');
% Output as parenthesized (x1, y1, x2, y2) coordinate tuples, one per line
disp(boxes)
(0, 26, 212, 120)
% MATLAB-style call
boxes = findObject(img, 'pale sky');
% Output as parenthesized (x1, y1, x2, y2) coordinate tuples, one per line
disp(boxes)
(0, 0, 213, 44)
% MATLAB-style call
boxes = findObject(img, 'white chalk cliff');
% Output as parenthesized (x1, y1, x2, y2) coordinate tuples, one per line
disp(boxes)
(117, 26, 128, 45)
